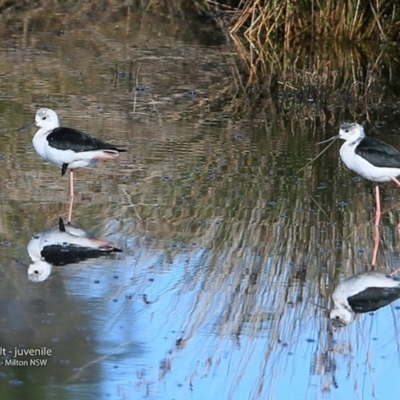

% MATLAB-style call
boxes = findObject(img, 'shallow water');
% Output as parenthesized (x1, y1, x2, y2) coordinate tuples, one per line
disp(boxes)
(1, 4, 400, 400)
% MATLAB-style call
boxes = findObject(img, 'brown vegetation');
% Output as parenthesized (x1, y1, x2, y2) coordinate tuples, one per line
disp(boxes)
(228, 0, 400, 42)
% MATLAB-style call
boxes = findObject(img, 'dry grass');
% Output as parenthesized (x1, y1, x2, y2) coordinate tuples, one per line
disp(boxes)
(201, 35, 394, 120)
(2, 0, 400, 43)
(142, 0, 400, 118)
(228, 0, 400, 42)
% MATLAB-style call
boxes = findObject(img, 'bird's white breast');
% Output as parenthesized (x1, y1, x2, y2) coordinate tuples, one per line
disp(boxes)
(32, 129, 52, 163)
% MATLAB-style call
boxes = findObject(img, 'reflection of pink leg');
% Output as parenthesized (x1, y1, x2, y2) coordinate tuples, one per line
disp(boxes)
(371, 224, 380, 268)
(374, 183, 381, 227)
(69, 170, 74, 198)
(371, 183, 382, 267)
(389, 265, 400, 276)
(67, 196, 74, 223)
(390, 177, 400, 230)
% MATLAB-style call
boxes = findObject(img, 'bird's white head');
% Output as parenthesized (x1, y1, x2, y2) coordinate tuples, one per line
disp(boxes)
(35, 108, 60, 130)
(329, 308, 355, 327)
(28, 260, 52, 282)
(339, 121, 365, 143)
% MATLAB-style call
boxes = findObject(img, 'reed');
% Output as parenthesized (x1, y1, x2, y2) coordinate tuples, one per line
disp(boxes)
(219, 1, 399, 117)
(204, 34, 394, 120)
(228, 0, 400, 42)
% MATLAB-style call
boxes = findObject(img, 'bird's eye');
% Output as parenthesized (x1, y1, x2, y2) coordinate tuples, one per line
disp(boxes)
(335, 316, 340, 320)
(42, 116, 47, 120)
(345, 129, 349, 133)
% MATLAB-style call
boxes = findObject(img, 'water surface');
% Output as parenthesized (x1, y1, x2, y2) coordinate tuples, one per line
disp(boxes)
(1, 5, 400, 400)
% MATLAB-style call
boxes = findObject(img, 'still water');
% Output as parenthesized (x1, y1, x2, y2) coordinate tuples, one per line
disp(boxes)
(1, 4, 400, 400)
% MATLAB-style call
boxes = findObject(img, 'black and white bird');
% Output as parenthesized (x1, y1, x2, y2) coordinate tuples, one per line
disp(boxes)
(330, 271, 400, 327)
(31, 108, 126, 198)
(320, 122, 400, 225)
(27, 217, 122, 282)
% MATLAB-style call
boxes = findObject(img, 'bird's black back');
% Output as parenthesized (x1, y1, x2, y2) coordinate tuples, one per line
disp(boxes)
(355, 136, 400, 168)
(47, 127, 125, 153)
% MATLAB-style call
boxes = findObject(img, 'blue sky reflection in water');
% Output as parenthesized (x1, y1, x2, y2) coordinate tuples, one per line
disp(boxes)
(43, 240, 400, 400)
(1, 4, 400, 400)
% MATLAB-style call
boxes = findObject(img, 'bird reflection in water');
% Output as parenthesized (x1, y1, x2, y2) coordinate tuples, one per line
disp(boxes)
(330, 270, 400, 327)
(27, 217, 122, 282)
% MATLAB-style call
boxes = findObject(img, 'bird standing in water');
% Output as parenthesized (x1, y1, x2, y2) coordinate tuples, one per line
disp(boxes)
(30, 108, 126, 222)
(32, 108, 126, 198)
(320, 122, 400, 226)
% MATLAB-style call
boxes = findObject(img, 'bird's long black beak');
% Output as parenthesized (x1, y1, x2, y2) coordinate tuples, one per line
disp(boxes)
(16, 122, 35, 132)
(316, 135, 338, 145)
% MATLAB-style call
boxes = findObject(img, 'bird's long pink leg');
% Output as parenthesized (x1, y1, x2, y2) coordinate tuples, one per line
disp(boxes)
(391, 177, 400, 187)
(374, 183, 381, 227)
(68, 170, 74, 223)
(67, 196, 74, 223)
(69, 170, 74, 199)
(390, 177, 400, 231)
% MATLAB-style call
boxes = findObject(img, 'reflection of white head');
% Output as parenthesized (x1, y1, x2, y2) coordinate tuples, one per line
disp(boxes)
(28, 261, 52, 282)
(329, 308, 355, 327)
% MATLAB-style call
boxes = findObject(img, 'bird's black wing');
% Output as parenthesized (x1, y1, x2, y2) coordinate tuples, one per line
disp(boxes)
(348, 286, 400, 313)
(355, 137, 400, 168)
(47, 127, 125, 153)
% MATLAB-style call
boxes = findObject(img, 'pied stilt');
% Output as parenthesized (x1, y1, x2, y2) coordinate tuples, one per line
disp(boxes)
(320, 122, 400, 226)
(31, 108, 126, 203)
